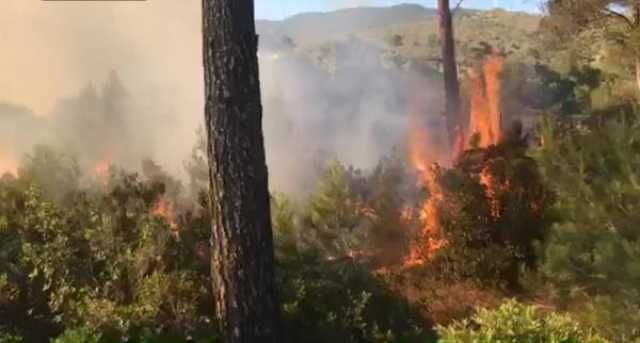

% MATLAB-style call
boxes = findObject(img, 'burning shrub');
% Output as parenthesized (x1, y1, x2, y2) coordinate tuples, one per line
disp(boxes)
(300, 156, 415, 265)
(0, 151, 216, 342)
(414, 127, 553, 290)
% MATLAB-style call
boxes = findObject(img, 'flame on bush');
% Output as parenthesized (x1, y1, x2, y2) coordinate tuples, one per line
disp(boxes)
(404, 126, 449, 267)
(152, 197, 179, 235)
(405, 52, 505, 266)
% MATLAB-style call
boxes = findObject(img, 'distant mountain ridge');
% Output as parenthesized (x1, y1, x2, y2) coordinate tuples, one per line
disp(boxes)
(256, 4, 441, 46)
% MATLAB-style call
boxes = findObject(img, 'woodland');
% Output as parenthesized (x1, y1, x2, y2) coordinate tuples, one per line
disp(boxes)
(1, 0, 640, 342)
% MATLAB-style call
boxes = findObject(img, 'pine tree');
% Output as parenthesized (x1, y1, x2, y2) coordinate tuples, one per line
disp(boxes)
(202, 1, 281, 342)
(535, 113, 640, 299)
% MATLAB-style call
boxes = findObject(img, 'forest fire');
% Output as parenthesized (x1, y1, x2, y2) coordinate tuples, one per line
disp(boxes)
(0, 150, 18, 177)
(467, 52, 504, 149)
(404, 121, 449, 266)
(94, 159, 111, 186)
(152, 197, 179, 235)
(405, 52, 505, 266)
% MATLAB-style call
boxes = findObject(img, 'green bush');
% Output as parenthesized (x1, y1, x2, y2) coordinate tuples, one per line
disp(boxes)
(437, 299, 607, 343)
(570, 295, 640, 343)
(537, 112, 640, 291)
(302, 159, 365, 259)
(51, 328, 100, 343)
(0, 333, 23, 343)
(278, 256, 433, 343)
(534, 112, 640, 340)
(0, 148, 215, 342)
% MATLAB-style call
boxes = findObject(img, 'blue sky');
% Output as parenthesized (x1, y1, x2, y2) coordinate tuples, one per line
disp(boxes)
(255, 0, 543, 20)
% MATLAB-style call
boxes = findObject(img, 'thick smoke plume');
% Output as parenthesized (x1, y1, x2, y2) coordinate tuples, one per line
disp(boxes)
(1, 0, 444, 195)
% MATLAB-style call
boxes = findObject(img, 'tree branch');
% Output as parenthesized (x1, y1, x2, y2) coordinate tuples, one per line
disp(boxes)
(452, 0, 465, 14)
(602, 7, 634, 28)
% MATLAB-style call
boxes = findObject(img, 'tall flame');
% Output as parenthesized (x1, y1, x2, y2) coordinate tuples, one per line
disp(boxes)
(404, 51, 505, 266)
(467, 52, 504, 148)
(405, 120, 449, 267)
(404, 163, 447, 267)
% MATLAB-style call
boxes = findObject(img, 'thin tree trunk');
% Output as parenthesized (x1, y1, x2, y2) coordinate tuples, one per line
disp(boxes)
(438, 0, 463, 149)
(201, 1, 280, 342)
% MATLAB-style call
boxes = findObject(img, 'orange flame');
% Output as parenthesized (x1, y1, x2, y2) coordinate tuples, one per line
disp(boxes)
(467, 52, 504, 148)
(404, 163, 448, 267)
(404, 52, 505, 267)
(94, 159, 111, 186)
(479, 166, 501, 219)
(405, 124, 449, 266)
(152, 197, 179, 234)
(0, 149, 18, 178)
(469, 52, 506, 221)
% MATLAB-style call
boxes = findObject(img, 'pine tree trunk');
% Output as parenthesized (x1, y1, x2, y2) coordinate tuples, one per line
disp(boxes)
(438, 0, 463, 148)
(636, 57, 640, 96)
(201, 1, 280, 342)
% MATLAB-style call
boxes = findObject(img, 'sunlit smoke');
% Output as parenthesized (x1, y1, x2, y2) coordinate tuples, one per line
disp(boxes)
(0, 149, 18, 177)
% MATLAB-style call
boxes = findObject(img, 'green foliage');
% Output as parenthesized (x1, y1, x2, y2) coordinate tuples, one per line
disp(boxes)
(278, 257, 432, 343)
(362, 155, 412, 265)
(542, 0, 640, 98)
(0, 147, 215, 342)
(0, 333, 23, 343)
(271, 192, 300, 261)
(51, 328, 100, 343)
(437, 299, 607, 343)
(18, 145, 82, 203)
(576, 295, 640, 343)
(303, 159, 365, 258)
(534, 112, 640, 341)
(0, 146, 439, 343)
(535, 113, 640, 297)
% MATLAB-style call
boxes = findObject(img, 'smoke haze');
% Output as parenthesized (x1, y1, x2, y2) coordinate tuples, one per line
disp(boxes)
(0, 0, 443, 194)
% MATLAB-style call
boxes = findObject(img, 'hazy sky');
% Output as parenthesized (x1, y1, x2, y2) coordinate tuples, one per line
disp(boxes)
(255, 0, 543, 20)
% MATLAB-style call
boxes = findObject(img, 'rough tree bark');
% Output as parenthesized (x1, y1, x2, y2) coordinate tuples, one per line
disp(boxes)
(201, 1, 280, 342)
(636, 57, 640, 95)
(438, 0, 463, 148)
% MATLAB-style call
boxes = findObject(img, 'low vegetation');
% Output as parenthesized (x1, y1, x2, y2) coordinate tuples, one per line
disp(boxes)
(3, 2, 640, 342)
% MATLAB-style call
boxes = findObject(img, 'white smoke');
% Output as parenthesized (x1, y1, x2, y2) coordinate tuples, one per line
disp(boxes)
(0, 0, 444, 194)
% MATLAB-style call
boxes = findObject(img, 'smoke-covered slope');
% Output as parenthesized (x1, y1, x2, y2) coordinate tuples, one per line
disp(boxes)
(257, 4, 439, 46)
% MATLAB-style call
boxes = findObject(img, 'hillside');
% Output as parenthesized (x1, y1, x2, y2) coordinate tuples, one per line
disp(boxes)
(256, 4, 541, 63)
(256, 4, 439, 46)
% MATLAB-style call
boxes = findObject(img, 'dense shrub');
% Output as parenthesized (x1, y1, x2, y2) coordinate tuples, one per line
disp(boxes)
(51, 328, 100, 343)
(437, 299, 607, 343)
(536, 113, 640, 297)
(278, 256, 433, 343)
(534, 112, 640, 341)
(0, 150, 215, 342)
(422, 126, 553, 289)
(0, 147, 435, 343)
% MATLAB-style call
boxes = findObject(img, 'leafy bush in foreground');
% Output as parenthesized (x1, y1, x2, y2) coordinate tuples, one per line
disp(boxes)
(278, 255, 433, 343)
(437, 299, 607, 343)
